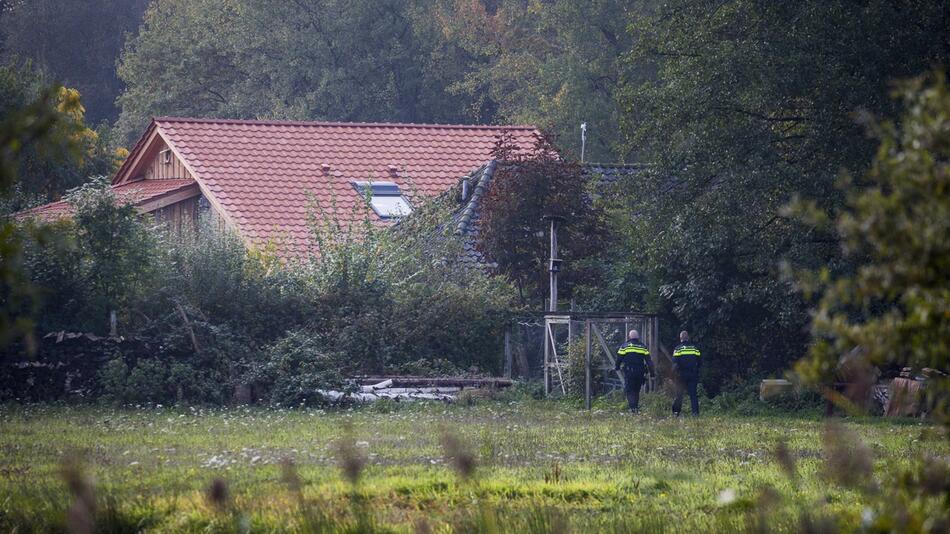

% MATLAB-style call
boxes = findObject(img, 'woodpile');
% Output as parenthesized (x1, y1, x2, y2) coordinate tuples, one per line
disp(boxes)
(885, 367, 944, 417)
(316, 376, 513, 404)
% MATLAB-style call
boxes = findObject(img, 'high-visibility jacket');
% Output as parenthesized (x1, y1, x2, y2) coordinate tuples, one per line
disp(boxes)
(672, 343, 701, 378)
(615, 339, 654, 376)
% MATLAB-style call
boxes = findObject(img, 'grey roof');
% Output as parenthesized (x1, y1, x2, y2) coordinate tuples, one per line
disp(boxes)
(581, 163, 648, 187)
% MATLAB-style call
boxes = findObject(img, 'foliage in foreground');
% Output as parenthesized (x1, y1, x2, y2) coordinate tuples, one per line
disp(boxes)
(0, 402, 947, 532)
(792, 71, 950, 425)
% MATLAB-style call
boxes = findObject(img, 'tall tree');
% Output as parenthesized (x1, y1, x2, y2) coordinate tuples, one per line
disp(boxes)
(0, 0, 149, 124)
(116, 0, 480, 145)
(612, 1, 949, 386)
(434, 0, 651, 161)
(0, 62, 114, 209)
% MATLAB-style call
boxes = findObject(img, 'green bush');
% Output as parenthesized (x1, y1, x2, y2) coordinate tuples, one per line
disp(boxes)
(705, 378, 823, 416)
(248, 330, 346, 407)
(6, 176, 519, 405)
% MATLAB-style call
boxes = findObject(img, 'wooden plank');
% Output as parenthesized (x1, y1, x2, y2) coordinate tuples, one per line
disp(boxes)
(352, 376, 513, 388)
(136, 185, 201, 214)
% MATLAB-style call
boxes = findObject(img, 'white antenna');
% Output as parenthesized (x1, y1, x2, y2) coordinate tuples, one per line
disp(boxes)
(580, 122, 588, 162)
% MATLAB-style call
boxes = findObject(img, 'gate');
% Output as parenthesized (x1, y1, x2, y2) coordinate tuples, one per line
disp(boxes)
(531, 312, 660, 407)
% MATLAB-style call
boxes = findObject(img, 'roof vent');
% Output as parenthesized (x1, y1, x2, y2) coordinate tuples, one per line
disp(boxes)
(321, 163, 331, 174)
(461, 178, 470, 202)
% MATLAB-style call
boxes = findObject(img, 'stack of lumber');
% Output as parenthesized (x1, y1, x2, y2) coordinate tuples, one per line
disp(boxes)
(317, 376, 513, 404)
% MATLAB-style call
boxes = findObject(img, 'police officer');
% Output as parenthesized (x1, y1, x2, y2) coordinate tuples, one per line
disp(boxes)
(615, 329, 655, 413)
(672, 330, 701, 416)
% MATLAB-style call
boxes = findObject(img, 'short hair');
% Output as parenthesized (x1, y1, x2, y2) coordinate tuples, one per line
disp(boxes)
(629, 329, 639, 339)
(680, 330, 690, 342)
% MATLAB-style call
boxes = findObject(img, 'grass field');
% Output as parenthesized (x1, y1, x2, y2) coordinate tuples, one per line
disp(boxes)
(1, 393, 947, 533)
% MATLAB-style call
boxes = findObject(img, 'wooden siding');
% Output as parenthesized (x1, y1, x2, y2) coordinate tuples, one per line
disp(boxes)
(152, 196, 199, 235)
(142, 139, 194, 181)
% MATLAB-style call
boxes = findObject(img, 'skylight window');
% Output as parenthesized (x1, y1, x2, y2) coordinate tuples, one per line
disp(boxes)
(352, 181, 412, 219)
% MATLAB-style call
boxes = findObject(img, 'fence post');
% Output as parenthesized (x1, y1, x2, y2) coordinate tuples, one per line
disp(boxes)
(585, 319, 592, 410)
(503, 326, 512, 379)
(543, 320, 550, 396)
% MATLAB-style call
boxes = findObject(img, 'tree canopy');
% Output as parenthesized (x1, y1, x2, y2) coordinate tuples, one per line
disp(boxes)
(608, 0, 950, 384)
(0, 0, 149, 124)
(115, 0, 482, 145)
(0, 62, 115, 209)
(1, 0, 949, 400)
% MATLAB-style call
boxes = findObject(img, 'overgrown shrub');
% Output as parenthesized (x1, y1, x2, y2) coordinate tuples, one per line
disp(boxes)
(247, 330, 346, 406)
(4, 175, 518, 404)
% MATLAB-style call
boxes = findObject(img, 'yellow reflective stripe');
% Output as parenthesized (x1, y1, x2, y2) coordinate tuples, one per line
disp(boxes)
(673, 349, 701, 357)
(619, 345, 649, 356)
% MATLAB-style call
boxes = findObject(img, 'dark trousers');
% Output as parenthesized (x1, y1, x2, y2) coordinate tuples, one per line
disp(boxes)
(623, 369, 645, 412)
(673, 376, 699, 416)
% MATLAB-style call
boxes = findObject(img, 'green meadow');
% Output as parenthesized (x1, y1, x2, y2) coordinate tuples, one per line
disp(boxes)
(1, 396, 946, 533)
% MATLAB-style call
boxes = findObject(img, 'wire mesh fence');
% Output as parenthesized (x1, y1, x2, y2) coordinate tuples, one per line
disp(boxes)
(505, 312, 659, 407)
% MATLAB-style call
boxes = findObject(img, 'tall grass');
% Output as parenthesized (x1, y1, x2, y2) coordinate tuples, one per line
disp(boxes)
(0, 401, 946, 532)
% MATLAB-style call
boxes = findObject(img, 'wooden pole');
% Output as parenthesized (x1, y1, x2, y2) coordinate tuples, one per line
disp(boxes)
(544, 320, 550, 396)
(585, 320, 592, 410)
(504, 327, 512, 379)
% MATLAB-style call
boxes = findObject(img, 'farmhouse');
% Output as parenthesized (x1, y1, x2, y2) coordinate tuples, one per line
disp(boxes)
(23, 117, 540, 257)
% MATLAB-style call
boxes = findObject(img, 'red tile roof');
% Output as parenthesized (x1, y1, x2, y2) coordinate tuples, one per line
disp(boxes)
(18, 179, 197, 221)
(146, 118, 539, 256)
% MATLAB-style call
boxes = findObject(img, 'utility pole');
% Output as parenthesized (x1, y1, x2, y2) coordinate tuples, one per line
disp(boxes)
(542, 214, 564, 396)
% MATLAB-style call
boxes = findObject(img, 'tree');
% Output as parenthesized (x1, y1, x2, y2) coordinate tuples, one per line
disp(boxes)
(434, 0, 652, 161)
(115, 0, 480, 146)
(612, 0, 950, 386)
(0, 61, 115, 209)
(0, 0, 149, 124)
(477, 134, 608, 306)
(0, 81, 78, 352)
(793, 72, 950, 423)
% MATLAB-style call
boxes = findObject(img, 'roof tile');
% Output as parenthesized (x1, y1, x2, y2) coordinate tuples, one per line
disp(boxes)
(19, 179, 197, 221)
(151, 118, 539, 256)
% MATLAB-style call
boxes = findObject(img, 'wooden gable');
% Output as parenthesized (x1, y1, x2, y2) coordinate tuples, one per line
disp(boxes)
(139, 138, 194, 182)
(113, 123, 196, 186)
